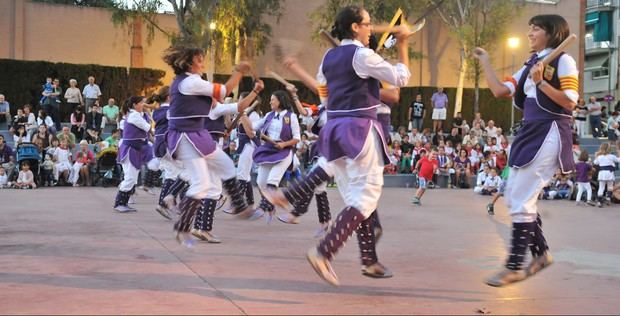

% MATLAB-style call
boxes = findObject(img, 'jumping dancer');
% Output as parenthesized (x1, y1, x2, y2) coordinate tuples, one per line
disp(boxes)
(114, 96, 159, 213)
(473, 14, 578, 286)
(250, 90, 301, 223)
(264, 6, 411, 285)
(192, 83, 264, 243)
(162, 46, 257, 247)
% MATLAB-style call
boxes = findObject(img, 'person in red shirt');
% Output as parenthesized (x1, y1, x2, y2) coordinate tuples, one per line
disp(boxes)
(412, 148, 439, 205)
(70, 140, 95, 186)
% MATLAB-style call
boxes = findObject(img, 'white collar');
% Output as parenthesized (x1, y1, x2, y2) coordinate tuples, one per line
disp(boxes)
(536, 48, 553, 58)
(160, 103, 170, 107)
(340, 39, 364, 47)
(275, 109, 288, 116)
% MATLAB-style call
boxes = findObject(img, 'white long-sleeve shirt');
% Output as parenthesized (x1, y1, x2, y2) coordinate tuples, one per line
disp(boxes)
(126, 110, 151, 133)
(209, 102, 238, 120)
(178, 73, 226, 102)
(253, 110, 301, 142)
(316, 39, 411, 92)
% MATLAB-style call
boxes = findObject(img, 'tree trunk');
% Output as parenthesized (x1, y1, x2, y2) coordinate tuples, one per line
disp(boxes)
(474, 64, 480, 115)
(454, 47, 467, 118)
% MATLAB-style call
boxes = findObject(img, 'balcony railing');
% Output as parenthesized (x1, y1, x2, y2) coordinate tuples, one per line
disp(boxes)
(586, 35, 613, 50)
(587, 0, 617, 9)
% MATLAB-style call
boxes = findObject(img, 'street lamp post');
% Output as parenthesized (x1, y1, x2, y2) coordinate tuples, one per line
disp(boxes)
(209, 22, 216, 82)
(507, 37, 520, 132)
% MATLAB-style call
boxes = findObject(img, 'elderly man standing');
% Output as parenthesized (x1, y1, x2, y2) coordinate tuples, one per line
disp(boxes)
(431, 87, 448, 134)
(0, 94, 11, 128)
(82, 76, 102, 113)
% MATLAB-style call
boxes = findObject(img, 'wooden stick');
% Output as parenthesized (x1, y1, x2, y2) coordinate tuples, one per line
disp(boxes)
(319, 29, 339, 48)
(541, 33, 577, 66)
(267, 69, 293, 87)
(225, 101, 259, 135)
(260, 134, 277, 145)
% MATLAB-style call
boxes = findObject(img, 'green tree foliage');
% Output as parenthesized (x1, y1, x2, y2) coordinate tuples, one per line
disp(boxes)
(109, 0, 284, 63)
(432, 0, 524, 113)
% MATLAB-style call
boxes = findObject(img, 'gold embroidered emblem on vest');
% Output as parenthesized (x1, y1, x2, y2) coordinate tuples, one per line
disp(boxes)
(544, 65, 555, 81)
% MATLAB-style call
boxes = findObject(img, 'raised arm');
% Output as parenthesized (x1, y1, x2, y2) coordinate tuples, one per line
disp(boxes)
(472, 48, 512, 98)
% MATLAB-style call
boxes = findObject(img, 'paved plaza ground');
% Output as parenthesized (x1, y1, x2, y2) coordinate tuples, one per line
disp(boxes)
(0, 187, 619, 315)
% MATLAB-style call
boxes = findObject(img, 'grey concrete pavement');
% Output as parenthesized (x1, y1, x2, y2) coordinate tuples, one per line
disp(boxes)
(0, 187, 619, 314)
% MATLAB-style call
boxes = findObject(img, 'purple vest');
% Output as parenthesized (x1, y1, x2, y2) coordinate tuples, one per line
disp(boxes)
(166, 74, 217, 157)
(118, 111, 153, 168)
(237, 111, 260, 153)
(152, 106, 169, 158)
(252, 111, 294, 164)
(323, 45, 380, 120)
(509, 53, 575, 173)
(205, 115, 226, 140)
(318, 44, 388, 163)
(168, 74, 213, 132)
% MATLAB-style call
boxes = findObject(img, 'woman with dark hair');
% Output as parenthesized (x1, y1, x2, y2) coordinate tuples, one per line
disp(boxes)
(113, 96, 158, 213)
(264, 6, 411, 285)
(70, 106, 85, 140)
(162, 45, 257, 247)
(248, 90, 301, 222)
(474, 14, 578, 286)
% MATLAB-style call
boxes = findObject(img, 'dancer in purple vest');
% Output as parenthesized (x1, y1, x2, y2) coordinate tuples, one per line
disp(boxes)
(264, 6, 411, 286)
(473, 15, 578, 287)
(114, 96, 159, 213)
(249, 90, 301, 223)
(192, 85, 264, 243)
(233, 92, 262, 210)
(149, 86, 184, 220)
(162, 46, 258, 247)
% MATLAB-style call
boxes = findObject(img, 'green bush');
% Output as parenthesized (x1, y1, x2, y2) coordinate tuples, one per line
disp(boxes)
(0, 59, 165, 116)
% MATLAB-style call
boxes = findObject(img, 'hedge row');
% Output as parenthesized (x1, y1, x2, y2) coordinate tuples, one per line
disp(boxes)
(215, 74, 519, 131)
(0, 59, 165, 115)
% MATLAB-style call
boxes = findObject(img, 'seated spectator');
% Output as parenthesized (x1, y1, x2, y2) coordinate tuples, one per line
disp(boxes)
(474, 164, 491, 194)
(495, 149, 508, 171)
(410, 128, 423, 144)
(0, 166, 8, 188)
(445, 140, 455, 158)
(435, 146, 451, 187)
(13, 125, 31, 144)
(480, 150, 496, 170)
(70, 140, 94, 186)
(453, 148, 472, 188)
(31, 125, 54, 152)
(392, 140, 402, 162)
(541, 170, 562, 199)
(36, 110, 56, 135)
(54, 139, 73, 185)
(392, 126, 407, 143)
(421, 128, 432, 144)
(446, 127, 462, 145)
(0, 94, 11, 126)
(462, 130, 479, 147)
(104, 128, 121, 147)
(432, 132, 444, 146)
(469, 143, 483, 172)
(9, 108, 27, 135)
(14, 162, 36, 189)
(399, 151, 413, 174)
(23, 105, 38, 137)
(473, 112, 486, 129)
(102, 98, 119, 127)
(0, 135, 15, 179)
(452, 112, 466, 135)
(482, 167, 501, 195)
(85, 104, 104, 143)
(484, 136, 498, 153)
(384, 147, 398, 175)
(471, 121, 484, 138)
(56, 126, 77, 150)
(553, 174, 574, 200)
(401, 135, 414, 154)
(70, 106, 86, 140)
(485, 120, 498, 138)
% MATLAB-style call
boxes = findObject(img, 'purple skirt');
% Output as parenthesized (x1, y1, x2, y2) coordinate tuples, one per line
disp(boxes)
(253, 143, 291, 165)
(317, 117, 389, 164)
(118, 142, 154, 169)
(167, 130, 216, 158)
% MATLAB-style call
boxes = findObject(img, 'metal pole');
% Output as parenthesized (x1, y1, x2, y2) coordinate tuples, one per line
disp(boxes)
(608, 46, 612, 114)
(511, 53, 515, 131)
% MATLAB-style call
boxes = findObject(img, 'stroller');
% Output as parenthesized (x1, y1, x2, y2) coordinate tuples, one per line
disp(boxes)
(13, 142, 41, 186)
(94, 146, 120, 187)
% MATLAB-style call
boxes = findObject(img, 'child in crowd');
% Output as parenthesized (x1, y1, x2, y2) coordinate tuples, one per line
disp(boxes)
(412, 148, 438, 205)
(482, 167, 502, 195)
(39, 77, 53, 105)
(486, 166, 510, 215)
(54, 139, 73, 185)
(575, 150, 595, 206)
(40, 154, 55, 187)
(474, 164, 490, 194)
(553, 175, 574, 200)
(593, 142, 620, 207)
(15, 162, 36, 189)
(0, 166, 8, 188)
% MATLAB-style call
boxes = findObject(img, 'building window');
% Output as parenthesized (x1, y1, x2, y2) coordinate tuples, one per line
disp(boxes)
(592, 68, 609, 79)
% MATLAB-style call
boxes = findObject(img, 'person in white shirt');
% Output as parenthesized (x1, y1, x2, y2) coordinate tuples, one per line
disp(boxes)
(0, 166, 8, 188)
(593, 142, 620, 207)
(54, 139, 73, 183)
(82, 76, 102, 113)
(474, 164, 490, 194)
(485, 120, 498, 138)
(249, 90, 301, 222)
(482, 167, 502, 195)
(23, 105, 37, 138)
